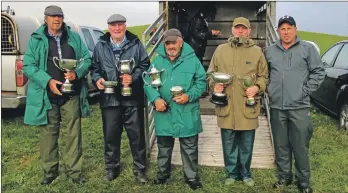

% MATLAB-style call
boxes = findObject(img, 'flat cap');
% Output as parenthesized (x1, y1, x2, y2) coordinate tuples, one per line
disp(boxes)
(107, 14, 127, 24)
(163, 28, 182, 42)
(232, 17, 250, 28)
(44, 5, 64, 16)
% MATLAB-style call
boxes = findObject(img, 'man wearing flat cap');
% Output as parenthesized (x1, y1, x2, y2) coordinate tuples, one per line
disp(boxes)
(90, 14, 150, 183)
(265, 15, 325, 193)
(23, 5, 91, 185)
(144, 28, 206, 190)
(207, 17, 268, 187)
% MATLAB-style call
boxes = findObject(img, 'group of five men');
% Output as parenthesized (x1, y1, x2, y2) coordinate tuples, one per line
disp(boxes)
(23, 5, 325, 193)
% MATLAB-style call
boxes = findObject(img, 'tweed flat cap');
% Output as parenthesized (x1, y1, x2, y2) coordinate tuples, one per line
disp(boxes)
(107, 14, 127, 24)
(44, 5, 64, 16)
(163, 28, 182, 42)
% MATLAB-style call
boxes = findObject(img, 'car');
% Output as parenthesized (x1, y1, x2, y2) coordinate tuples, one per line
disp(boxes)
(1, 12, 103, 108)
(311, 40, 348, 131)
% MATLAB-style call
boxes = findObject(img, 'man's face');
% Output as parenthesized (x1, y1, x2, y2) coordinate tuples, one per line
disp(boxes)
(232, 25, 251, 38)
(108, 22, 126, 40)
(164, 38, 183, 58)
(46, 15, 63, 32)
(277, 22, 297, 44)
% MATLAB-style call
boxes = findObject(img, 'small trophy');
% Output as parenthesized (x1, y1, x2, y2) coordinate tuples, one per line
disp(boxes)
(170, 86, 184, 97)
(142, 64, 167, 90)
(237, 74, 257, 106)
(53, 57, 82, 93)
(209, 72, 235, 106)
(118, 58, 135, 96)
(102, 81, 118, 94)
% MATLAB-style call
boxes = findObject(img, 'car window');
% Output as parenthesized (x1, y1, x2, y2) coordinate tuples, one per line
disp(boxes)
(333, 44, 348, 69)
(321, 43, 343, 67)
(81, 28, 95, 51)
(93, 30, 104, 40)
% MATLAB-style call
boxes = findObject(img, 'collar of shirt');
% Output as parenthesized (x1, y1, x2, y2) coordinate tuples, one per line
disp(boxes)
(48, 30, 62, 42)
(110, 36, 127, 49)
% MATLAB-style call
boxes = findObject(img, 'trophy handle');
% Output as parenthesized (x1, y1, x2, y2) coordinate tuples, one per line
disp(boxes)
(53, 57, 65, 71)
(161, 68, 167, 85)
(129, 58, 136, 73)
(142, 71, 151, 86)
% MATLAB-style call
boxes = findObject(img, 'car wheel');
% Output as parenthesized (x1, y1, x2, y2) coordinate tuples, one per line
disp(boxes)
(339, 102, 348, 131)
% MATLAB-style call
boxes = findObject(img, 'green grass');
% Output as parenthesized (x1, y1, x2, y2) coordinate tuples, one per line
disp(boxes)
(297, 31, 347, 55)
(2, 103, 348, 193)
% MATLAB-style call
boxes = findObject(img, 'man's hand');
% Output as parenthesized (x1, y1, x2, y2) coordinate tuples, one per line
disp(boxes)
(212, 29, 222, 36)
(155, 98, 167, 112)
(173, 94, 189, 104)
(96, 78, 105, 90)
(64, 71, 77, 81)
(245, 85, 259, 98)
(48, 79, 63, 96)
(120, 74, 132, 86)
(214, 83, 224, 93)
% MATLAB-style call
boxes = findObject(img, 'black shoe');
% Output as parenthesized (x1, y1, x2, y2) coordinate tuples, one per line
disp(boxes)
(297, 182, 313, 193)
(186, 179, 203, 190)
(103, 170, 120, 181)
(273, 179, 292, 188)
(135, 172, 148, 184)
(40, 176, 58, 185)
(154, 178, 168, 185)
(72, 177, 86, 184)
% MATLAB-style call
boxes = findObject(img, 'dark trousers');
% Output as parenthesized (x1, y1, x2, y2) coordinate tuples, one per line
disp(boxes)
(221, 129, 256, 180)
(40, 96, 82, 179)
(156, 135, 199, 180)
(101, 106, 146, 175)
(270, 108, 313, 184)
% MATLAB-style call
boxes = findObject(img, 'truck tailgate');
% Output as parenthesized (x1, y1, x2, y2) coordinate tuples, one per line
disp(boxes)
(1, 55, 17, 91)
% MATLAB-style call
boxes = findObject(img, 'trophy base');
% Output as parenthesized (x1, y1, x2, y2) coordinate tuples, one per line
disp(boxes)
(104, 87, 115, 94)
(61, 83, 74, 93)
(210, 94, 228, 106)
(121, 87, 132, 96)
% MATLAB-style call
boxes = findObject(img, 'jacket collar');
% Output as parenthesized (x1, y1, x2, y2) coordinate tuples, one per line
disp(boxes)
(31, 23, 70, 40)
(228, 36, 255, 48)
(100, 30, 139, 49)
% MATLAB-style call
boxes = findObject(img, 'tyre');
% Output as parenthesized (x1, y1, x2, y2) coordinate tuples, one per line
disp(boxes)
(339, 102, 348, 131)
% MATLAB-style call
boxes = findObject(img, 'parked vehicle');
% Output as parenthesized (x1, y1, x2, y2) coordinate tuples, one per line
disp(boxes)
(311, 40, 348, 131)
(1, 12, 104, 108)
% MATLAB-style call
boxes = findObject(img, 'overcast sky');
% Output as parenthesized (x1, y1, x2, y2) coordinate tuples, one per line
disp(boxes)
(2, 1, 347, 36)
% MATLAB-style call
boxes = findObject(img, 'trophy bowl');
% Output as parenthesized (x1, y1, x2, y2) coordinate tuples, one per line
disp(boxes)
(170, 86, 184, 97)
(103, 81, 118, 94)
(53, 57, 79, 93)
(209, 72, 235, 106)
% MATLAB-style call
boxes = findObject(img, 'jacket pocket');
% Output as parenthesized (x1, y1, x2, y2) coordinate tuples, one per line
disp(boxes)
(243, 97, 261, 119)
(215, 101, 231, 117)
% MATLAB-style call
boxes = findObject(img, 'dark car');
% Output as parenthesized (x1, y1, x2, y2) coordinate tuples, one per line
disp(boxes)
(311, 40, 348, 131)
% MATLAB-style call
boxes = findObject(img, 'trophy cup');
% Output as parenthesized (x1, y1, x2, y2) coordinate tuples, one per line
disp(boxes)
(209, 72, 235, 106)
(103, 81, 118, 94)
(170, 86, 184, 97)
(237, 74, 257, 106)
(118, 58, 135, 96)
(53, 57, 82, 93)
(142, 64, 167, 90)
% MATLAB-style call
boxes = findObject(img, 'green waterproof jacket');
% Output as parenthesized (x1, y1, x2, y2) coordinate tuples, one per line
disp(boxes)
(23, 24, 91, 126)
(144, 42, 207, 138)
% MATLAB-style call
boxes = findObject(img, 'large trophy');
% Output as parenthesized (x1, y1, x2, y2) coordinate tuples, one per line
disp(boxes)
(237, 74, 257, 106)
(142, 64, 167, 90)
(118, 58, 135, 96)
(53, 57, 82, 93)
(209, 72, 235, 106)
(103, 81, 118, 94)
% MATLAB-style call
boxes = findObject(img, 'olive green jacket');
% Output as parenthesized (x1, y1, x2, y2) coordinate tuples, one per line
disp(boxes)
(207, 36, 269, 130)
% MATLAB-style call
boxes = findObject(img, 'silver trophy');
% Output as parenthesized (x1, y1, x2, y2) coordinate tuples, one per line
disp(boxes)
(142, 64, 167, 90)
(53, 57, 82, 93)
(117, 58, 135, 96)
(237, 74, 257, 106)
(170, 86, 184, 97)
(209, 72, 235, 106)
(103, 81, 118, 94)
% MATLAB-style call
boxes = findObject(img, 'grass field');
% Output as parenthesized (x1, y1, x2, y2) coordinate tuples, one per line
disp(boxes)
(1, 28, 348, 192)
